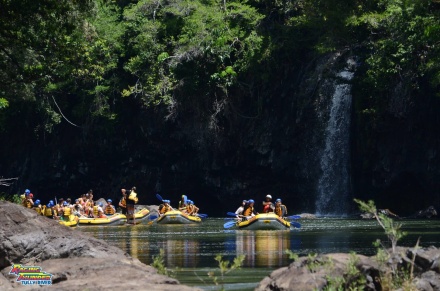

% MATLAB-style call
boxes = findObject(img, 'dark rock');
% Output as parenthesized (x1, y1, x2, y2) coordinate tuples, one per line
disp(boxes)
(0, 201, 200, 290)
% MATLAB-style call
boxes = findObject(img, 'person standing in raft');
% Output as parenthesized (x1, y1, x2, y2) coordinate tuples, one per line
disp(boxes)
(262, 194, 274, 213)
(119, 189, 127, 215)
(274, 198, 288, 218)
(243, 199, 257, 220)
(126, 186, 138, 224)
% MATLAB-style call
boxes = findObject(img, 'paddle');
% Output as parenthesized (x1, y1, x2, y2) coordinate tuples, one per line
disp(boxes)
(286, 215, 301, 220)
(149, 215, 158, 220)
(196, 213, 208, 218)
(290, 221, 301, 228)
(227, 212, 238, 217)
(223, 220, 236, 229)
(183, 195, 187, 204)
(156, 193, 163, 202)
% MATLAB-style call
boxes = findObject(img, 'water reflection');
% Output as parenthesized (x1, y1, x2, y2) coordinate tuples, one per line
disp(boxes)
(236, 230, 294, 267)
(157, 239, 200, 268)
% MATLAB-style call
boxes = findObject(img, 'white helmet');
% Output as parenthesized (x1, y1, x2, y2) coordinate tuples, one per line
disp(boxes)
(266, 194, 272, 199)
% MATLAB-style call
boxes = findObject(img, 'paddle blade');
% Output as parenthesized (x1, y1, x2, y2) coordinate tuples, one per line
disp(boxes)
(290, 221, 301, 229)
(156, 193, 163, 202)
(227, 212, 238, 217)
(149, 215, 158, 220)
(197, 213, 208, 218)
(223, 220, 236, 229)
(287, 215, 301, 220)
(183, 195, 187, 204)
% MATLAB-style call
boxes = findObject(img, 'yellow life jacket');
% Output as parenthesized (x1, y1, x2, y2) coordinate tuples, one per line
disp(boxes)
(104, 205, 115, 215)
(243, 206, 254, 216)
(93, 206, 99, 217)
(128, 191, 138, 203)
(44, 207, 53, 217)
(34, 205, 42, 215)
(23, 199, 32, 208)
(63, 207, 71, 216)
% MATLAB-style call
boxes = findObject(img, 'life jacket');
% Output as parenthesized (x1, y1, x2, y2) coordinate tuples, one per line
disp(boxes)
(160, 204, 171, 214)
(275, 205, 287, 217)
(128, 190, 138, 203)
(23, 199, 32, 208)
(263, 204, 271, 213)
(44, 207, 53, 217)
(34, 205, 42, 215)
(120, 197, 126, 208)
(63, 206, 71, 216)
(93, 206, 99, 217)
(243, 206, 254, 216)
(104, 205, 115, 215)
(186, 204, 192, 214)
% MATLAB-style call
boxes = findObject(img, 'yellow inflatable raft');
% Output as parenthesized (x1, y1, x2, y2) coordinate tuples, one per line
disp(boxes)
(156, 210, 201, 224)
(78, 213, 126, 226)
(237, 213, 290, 230)
(78, 208, 150, 225)
(59, 215, 79, 227)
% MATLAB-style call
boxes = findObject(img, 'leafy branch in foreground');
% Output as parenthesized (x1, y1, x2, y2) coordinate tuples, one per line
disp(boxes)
(354, 198, 406, 254)
(200, 254, 245, 291)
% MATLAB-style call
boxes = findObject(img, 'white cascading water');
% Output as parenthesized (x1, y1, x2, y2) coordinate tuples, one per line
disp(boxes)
(316, 65, 354, 216)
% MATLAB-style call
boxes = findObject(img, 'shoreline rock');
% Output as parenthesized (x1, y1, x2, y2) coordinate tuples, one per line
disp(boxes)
(0, 201, 200, 290)
(256, 246, 440, 291)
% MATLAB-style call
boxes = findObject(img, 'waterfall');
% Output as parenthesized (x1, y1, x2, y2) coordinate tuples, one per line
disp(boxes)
(315, 63, 354, 216)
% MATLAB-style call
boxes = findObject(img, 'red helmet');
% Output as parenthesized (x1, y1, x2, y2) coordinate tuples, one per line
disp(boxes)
(29, 193, 33, 198)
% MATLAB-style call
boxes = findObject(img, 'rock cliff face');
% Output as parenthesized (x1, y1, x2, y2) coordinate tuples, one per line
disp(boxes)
(1, 49, 439, 216)
(0, 201, 199, 290)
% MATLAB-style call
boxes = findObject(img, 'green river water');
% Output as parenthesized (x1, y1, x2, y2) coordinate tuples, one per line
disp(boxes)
(80, 218, 440, 290)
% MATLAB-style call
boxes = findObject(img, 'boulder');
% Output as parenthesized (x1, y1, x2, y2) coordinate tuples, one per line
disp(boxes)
(256, 247, 440, 291)
(298, 213, 317, 219)
(0, 201, 200, 290)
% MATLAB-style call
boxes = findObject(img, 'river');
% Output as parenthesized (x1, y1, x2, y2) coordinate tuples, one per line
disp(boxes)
(80, 218, 440, 290)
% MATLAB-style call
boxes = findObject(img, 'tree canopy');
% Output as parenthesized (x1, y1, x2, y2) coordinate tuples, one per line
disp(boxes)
(1, 0, 440, 133)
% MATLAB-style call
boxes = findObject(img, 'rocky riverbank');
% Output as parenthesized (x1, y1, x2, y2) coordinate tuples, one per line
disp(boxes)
(255, 246, 440, 291)
(0, 201, 200, 290)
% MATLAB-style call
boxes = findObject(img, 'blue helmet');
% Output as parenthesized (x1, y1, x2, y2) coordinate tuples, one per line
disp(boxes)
(99, 202, 103, 207)
(248, 199, 255, 203)
(107, 199, 112, 203)
(34, 200, 40, 206)
(63, 201, 68, 206)
(276, 198, 282, 203)
(25, 189, 30, 194)
(188, 200, 193, 204)
(49, 200, 54, 204)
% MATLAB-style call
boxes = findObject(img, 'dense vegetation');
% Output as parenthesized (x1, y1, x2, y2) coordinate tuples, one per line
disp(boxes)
(2, 0, 439, 132)
(1, 0, 440, 213)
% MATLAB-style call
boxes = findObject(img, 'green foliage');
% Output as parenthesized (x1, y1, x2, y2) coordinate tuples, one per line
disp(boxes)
(206, 254, 245, 291)
(151, 249, 169, 276)
(0, 98, 8, 109)
(354, 199, 406, 253)
(347, 0, 440, 94)
(0, 193, 22, 204)
(285, 249, 299, 261)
